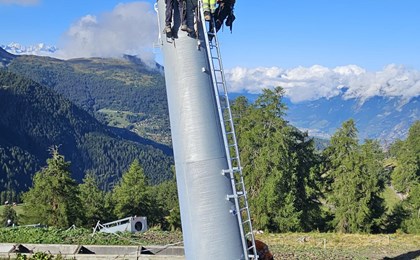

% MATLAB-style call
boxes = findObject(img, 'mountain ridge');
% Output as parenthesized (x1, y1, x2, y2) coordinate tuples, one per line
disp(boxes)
(2, 46, 418, 143)
(0, 46, 172, 145)
(229, 91, 419, 143)
(0, 69, 173, 193)
(0, 42, 58, 56)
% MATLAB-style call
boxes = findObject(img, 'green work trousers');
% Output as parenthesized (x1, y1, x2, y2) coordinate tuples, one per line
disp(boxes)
(203, 0, 216, 13)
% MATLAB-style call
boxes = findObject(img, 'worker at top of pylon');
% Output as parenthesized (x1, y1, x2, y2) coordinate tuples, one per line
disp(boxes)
(213, 0, 235, 33)
(203, 0, 216, 21)
(165, 0, 193, 38)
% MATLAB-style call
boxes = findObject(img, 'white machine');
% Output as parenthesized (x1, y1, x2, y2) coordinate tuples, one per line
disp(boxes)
(93, 216, 148, 234)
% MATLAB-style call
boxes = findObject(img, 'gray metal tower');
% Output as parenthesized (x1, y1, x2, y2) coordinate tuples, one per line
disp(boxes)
(155, 0, 257, 259)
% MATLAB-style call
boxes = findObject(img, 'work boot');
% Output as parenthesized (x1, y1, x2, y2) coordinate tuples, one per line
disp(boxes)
(208, 32, 214, 41)
(165, 25, 171, 33)
(181, 24, 193, 33)
(165, 25, 172, 38)
(204, 11, 211, 21)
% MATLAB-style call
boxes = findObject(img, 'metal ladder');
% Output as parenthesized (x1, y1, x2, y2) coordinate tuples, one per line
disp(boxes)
(197, 1, 258, 259)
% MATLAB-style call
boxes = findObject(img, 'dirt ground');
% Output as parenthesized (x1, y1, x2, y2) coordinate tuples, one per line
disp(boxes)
(256, 232, 420, 259)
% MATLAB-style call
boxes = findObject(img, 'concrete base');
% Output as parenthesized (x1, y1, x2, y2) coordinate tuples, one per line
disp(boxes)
(0, 243, 185, 259)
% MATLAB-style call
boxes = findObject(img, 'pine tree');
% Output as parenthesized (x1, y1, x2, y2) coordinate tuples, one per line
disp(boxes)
(22, 147, 83, 227)
(359, 139, 386, 232)
(391, 121, 420, 193)
(79, 172, 108, 227)
(233, 87, 321, 232)
(401, 183, 420, 233)
(151, 177, 181, 231)
(324, 120, 385, 233)
(112, 159, 152, 221)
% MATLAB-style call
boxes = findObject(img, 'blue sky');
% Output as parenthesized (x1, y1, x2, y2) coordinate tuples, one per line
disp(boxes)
(1, 0, 420, 101)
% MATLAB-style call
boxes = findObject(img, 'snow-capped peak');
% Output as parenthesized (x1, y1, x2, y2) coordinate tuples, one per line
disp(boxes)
(0, 42, 58, 56)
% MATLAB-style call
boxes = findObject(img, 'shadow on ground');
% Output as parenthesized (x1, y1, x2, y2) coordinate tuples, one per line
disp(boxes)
(383, 250, 420, 260)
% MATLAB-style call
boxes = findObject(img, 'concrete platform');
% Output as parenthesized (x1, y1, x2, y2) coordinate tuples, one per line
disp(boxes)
(0, 243, 185, 259)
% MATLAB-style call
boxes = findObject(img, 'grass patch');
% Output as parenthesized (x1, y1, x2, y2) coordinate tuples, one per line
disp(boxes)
(0, 227, 183, 246)
(0, 228, 419, 259)
(97, 109, 141, 128)
(97, 109, 171, 145)
(257, 232, 420, 259)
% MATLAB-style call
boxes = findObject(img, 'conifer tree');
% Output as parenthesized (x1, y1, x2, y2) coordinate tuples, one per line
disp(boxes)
(79, 172, 108, 227)
(233, 87, 321, 232)
(22, 147, 82, 227)
(324, 120, 385, 233)
(151, 176, 180, 231)
(391, 121, 420, 193)
(112, 159, 152, 221)
(401, 183, 420, 233)
(390, 121, 420, 233)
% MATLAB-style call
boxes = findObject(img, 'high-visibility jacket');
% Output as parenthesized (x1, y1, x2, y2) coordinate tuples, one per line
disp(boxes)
(203, 0, 216, 12)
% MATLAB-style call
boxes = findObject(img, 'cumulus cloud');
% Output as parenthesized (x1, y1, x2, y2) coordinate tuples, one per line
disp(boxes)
(0, 0, 39, 5)
(56, 2, 157, 66)
(225, 64, 420, 103)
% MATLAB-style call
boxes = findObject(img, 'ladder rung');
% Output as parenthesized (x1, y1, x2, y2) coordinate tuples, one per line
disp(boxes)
(226, 194, 237, 200)
(247, 245, 256, 250)
(221, 169, 230, 175)
(242, 219, 250, 225)
(221, 168, 239, 175)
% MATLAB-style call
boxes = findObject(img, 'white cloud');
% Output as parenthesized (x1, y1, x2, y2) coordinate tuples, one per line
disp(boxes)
(0, 0, 39, 5)
(225, 64, 420, 103)
(56, 2, 157, 66)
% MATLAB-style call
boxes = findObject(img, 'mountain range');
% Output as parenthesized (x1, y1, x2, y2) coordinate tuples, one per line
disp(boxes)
(0, 43, 418, 193)
(230, 87, 419, 144)
(284, 93, 419, 143)
(0, 43, 58, 56)
(3, 42, 418, 144)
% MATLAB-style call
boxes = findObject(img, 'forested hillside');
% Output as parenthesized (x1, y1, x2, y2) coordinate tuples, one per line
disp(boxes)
(0, 48, 15, 67)
(6, 53, 171, 145)
(0, 69, 173, 197)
